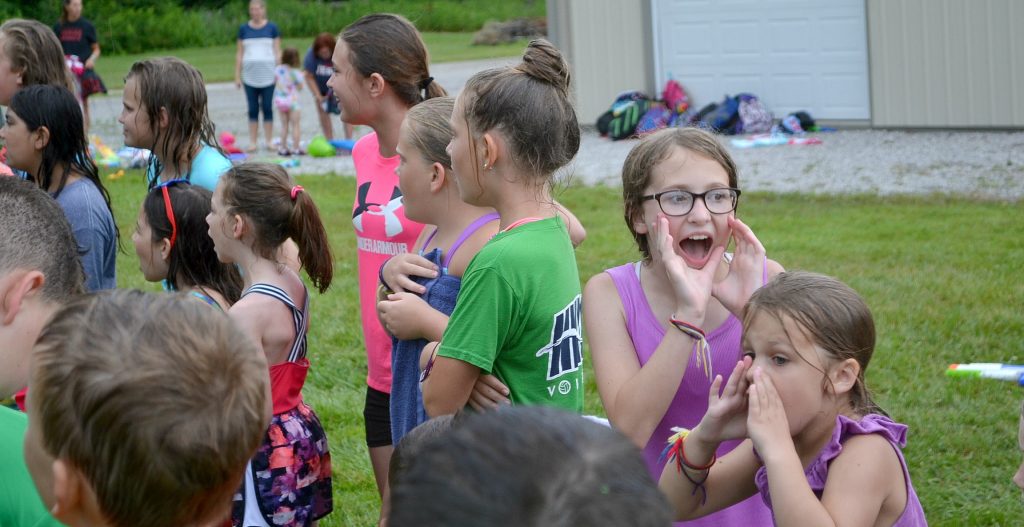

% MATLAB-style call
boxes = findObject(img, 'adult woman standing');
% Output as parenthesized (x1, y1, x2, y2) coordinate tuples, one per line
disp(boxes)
(53, 0, 106, 134)
(303, 32, 353, 141)
(234, 0, 280, 152)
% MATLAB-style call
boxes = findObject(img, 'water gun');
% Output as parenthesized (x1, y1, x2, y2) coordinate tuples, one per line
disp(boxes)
(945, 363, 1024, 386)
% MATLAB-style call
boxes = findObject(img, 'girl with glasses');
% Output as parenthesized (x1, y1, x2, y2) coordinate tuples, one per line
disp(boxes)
(583, 126, 783, 527)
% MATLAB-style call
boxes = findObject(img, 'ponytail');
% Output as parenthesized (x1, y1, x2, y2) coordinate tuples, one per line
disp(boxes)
(220, 163, 334, 293)
(288, 189, 333, 294)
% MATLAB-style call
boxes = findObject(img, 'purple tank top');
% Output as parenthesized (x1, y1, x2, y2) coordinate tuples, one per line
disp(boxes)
(755, 414, 928, 526)
(605, 260, 773, 527)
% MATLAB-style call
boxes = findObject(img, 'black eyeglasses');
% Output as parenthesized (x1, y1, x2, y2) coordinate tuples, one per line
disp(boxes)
(641, 187, 741, 216)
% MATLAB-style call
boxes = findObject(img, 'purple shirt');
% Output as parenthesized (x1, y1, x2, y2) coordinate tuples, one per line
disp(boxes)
(755, 414, 928, 526)
(605, 261, 773, 526)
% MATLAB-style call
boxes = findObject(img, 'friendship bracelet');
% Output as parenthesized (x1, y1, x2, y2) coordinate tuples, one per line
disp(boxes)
(660, 427, 714, 505)
(669, 316, 713, 382)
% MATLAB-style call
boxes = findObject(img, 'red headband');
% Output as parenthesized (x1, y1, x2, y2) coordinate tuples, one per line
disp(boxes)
(161, 185, 177, 248)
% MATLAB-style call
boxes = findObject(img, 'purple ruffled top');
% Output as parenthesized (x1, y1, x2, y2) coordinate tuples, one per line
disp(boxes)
(755, 414, 927, 526)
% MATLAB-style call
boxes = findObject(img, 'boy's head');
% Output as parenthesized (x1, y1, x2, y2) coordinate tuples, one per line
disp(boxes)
(0, 176, 83, 397)
(389, 406, 671, 527)
(23, 290, 270, 527)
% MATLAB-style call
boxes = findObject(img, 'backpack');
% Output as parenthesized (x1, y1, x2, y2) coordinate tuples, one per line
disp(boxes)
(596, 91, 650, 139)
(735, 93, 773, 134)
(698, 95, 741, 134)
(635, 102, 672, 136)
(662, 79, 689, 114)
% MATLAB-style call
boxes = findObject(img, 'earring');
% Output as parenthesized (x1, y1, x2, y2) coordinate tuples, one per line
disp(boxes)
(482, 162, 490, 170)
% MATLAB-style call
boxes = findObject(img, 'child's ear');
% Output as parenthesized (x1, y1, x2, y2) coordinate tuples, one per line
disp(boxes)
(366, 73, 386, 98)
(829, 358, 861, 396)
(158, 237, 173, 262)
(429, 162, 446, 193)
(49, 459, 81, 522)
(32, 126, 51, 151)
(231, 213, 246, 240)
(157, 106, 170, 130)
(0, 270, 44, 326)
(480, 132, 499, 171)
(630, 209, 650, 236)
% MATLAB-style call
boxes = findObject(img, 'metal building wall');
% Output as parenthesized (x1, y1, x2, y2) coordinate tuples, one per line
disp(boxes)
(868, 0, 1024, 128)
(547, 0, 654, 124)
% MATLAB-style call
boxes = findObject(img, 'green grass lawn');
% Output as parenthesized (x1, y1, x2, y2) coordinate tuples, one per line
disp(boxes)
(105, 169, 1023, 526)
(95, 32, 531, 90)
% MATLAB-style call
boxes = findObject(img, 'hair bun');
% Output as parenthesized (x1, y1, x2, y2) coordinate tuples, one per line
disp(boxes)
(518, 39, 571, 96)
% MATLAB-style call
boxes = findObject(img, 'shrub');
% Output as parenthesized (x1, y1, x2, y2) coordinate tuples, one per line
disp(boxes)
(8, 0, 544, 55)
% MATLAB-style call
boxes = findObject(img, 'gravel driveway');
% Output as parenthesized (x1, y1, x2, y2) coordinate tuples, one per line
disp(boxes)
(87, 58, 1024, 200)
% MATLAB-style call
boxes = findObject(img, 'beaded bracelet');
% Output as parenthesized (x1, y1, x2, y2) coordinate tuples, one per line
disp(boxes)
(668, 316, 713, 382)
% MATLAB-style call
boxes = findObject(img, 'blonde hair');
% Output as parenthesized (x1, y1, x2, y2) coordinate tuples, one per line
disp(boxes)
(621, 127, 739, 261)
(404, 97, 455, 171)
(31, 290, 270, 527)
(0, 19, 75, 98)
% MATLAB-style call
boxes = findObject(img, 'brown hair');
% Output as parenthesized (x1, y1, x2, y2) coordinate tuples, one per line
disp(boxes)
(281, 47, 299, 68)
(742, 271, 886, 417)
(30, 290, 270, 527)
(0, 19, 75, 100)
(340, 13, 446, 107)
(458, 39, 579, 184)
(312, 32, 335, 55)
(126, 57, 224, 189)
(404, 96, 455, 171)
(0, 177, 84, 301)
(621, 127, 739, 261)
(220, 163, 333, 293)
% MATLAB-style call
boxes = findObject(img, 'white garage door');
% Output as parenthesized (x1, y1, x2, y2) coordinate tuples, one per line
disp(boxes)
(652, 0, 870, 120)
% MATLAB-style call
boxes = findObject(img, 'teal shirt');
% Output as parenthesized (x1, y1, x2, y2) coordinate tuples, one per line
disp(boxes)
(146, 145, 232, 191)
(439, 217, 584, 411)
(0, 407, 61, 526)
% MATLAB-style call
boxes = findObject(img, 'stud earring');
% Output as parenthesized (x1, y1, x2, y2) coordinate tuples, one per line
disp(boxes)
(482, 162, 490, 170)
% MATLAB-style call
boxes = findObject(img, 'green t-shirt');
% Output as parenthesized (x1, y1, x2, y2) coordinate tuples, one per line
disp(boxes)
(0, 406, 61, 527)
(439, 217, 583, 411)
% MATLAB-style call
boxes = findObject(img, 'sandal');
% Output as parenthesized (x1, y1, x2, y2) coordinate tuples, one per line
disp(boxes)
(293, 148, 306, 156)
(277, 148, 292, 156)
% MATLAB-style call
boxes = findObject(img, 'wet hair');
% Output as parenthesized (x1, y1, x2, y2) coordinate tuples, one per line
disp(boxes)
(0, 19, 76, 101)
(0, 177, 84, 302)
(621, 126, 739, 261)
(219, 163, 333, 293)
(458, 39, 579, 190)
(404, 96, 455, 171)
(30, 289, 270, 527)
(142, 183, 243, 303)
(390, 406, 672, 527)
(340, 13, 446, 107)
(312, 32, 336, 55)
(126, 57, 224, 189)
(742, 271, 886, 417)
(9, 84, 118, 244)
(281, 47, 299, 68)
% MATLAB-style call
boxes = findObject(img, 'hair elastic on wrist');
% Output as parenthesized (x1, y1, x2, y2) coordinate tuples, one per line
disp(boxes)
(419, 342, 440, 383)
(669, 316, 713, 382)
(378, 254, 396, 293)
